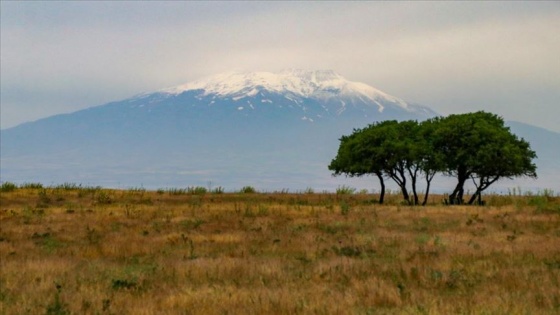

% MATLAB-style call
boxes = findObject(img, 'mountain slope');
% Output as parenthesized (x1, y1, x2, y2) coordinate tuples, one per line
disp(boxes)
(1, 70, 557, 192)
(2, 70, 436, 154)
(503, 121, 560, 191)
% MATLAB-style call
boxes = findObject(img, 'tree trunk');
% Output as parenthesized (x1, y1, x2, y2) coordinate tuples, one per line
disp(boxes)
(458, 186, 465, 204)
(422, 172, 435, 206)
(422, 181, 431, 206)
(376, 172, 385, 204)
(449, 175, 468, 205)
(401, 186, 410, 205)
(467, 176, 499, 205)
(397, 169, 411, 205)
(468, 176, 483, 205)
(412, 187, 419, 205)
(467, 191, 480, 205)
(408, 167, 419, 205)
(389, 167, 410, 205)
(449, 183, 461, 204)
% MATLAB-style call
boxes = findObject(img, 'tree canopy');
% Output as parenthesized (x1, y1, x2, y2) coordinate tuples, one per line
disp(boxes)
(328, 121, 393, 204)
(329, 111, 537, 205)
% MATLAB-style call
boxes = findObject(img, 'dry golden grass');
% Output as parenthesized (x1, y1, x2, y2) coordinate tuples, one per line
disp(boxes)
(0, 186, 559, 314)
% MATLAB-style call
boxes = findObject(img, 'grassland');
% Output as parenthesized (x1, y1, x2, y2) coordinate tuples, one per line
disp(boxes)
(1, 185, 559, 314)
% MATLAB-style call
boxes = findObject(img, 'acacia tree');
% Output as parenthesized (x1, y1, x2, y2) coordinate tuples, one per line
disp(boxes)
(330, 111, 536, 206)
(430, 111, 537, 204)
(328, 123, 388, 203)
(417, 119, 446, 205)
(467, 126, 537, 204)
(329, 120, 440, 205)
(369, 121, 412, 204)
(385, 120, 445, 205)
(329, 120, 424, 204)
(428, 112, 498, 204)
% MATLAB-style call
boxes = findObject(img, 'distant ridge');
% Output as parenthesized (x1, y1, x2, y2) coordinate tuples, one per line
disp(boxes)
(1, 70, 557, 192)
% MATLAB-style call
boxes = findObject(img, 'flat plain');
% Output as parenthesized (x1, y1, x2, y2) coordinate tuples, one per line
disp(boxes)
(1, 185, 559, 314)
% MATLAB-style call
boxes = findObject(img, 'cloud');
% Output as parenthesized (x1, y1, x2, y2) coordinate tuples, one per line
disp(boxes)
(1, 1, 559, 131)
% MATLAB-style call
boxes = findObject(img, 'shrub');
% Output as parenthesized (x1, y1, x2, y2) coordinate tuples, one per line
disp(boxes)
(529, 194, 560, 214)
(20, 182, 44, 189)
(45, 284, 69, 315)
(188, 186, 207, 195)
(303, 187, 315, 194)
(95, 191, 112, 204)
(54, 183, 81, 190)
(340, 200, 350, 215)
(167, 188, 188, 195)
(38, 189, 51, 205)
(332, 246, 362, 257)
(181, 219, 205, 230)
(240, 186, 256, 194)
(111, 279, 137, 290)
(336, 185, 356, 195)
(212, 186, 224, 194)
(0, 182, 17, 192)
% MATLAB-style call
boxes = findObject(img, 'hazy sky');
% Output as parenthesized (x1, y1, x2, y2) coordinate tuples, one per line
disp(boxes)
(2, 1, 559, 131)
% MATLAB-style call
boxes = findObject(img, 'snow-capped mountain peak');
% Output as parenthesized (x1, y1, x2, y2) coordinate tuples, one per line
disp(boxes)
(160, 70, 409, 109)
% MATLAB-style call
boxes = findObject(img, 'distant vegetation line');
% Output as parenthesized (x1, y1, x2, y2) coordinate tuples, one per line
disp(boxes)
(1, 181, 558, 209)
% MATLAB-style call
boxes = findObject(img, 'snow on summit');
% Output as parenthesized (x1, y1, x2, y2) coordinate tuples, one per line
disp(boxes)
(161, 70, 409, 109)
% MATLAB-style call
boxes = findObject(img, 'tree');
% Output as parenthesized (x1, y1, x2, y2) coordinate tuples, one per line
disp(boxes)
(378, 120, 416, 205)
(329, 120, 442, 205)
(430, 111, 537, 204)
(417, 119, 446, 205)
(329, 120, 432, 205)
(330, 111, 536, 206)
(466, 126, 537, 204)
(329, 122, 391, 204)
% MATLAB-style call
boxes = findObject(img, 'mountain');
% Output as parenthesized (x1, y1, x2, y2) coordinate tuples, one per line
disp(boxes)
(503, 121, 560, 192)
(1, 70, 558, 192)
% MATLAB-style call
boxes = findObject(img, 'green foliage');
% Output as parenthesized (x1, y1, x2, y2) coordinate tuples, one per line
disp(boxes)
(167, 187, 189, 195)
(54, 183, 81, 190)
(161, 186, 216, 195)
(0, 182, 17, 192)
(45, 284, 69, 315)
(330, 111, 537, 206)
(529, 192, 560, 214)
(329, 120, 399, 178)
(180, 219, 205, 230)
(429, 111, 536, 204)
(340, 200, 351, 215)
(240, 186, 257, 194)
(187, 186, 207, 195)
(20, 182, 44, 189)
(212, 186, 225, 194)
(94, 191, 112, 204)
(32, 232, 62, 253)
(38, 189, 51, 206)
(303, 187, 315, 194)
(329, 120, 442, 205)
(332, 246, 362, 257)
(111, 279, 137, 290)
(336, 185, 356, 195)
(85, 226, 102, 245)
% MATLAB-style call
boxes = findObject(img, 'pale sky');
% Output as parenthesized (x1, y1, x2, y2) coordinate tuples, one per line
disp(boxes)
(1, 1, 559, 131)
